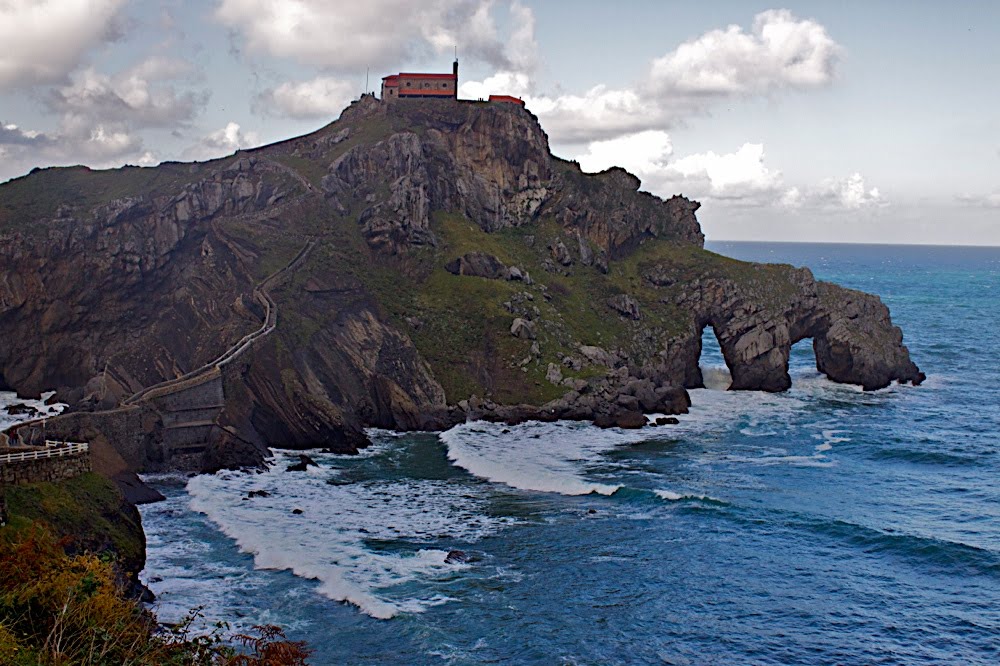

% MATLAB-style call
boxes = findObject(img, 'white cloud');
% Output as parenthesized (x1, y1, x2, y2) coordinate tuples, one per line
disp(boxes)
(575, 135, 783, 205)
(0, 118, 145, 182)
(527, 86, 660, 143)
(78, 125, 141, 160)
(136, 151, 159, 167)
(576, 130, 674, 176)
(47, 58, 207, 128)
(0, 0, 126, 89)
(780, 187, 803, 209)
(183, 122, 261, 161)
(813, 172, 885, 209)
(659, 143, 784, 201)
(956, 192, 1000, 208)
(648, 9, 839, 96)
(215, 0, 533, 72)
(570, 133, 884, 213)
(504, 1, 538, 73)
(504, 10, 842, 146)
(459, 70, 532, 101)
(0, 122, 53, 147)
(256, 76, 357, 119)
(0, 55, 209, 180)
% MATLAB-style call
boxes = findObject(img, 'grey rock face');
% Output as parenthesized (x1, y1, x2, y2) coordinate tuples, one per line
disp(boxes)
(579, 345, 616, 368)
(646, 264, 924, 392)
(607, 294, 641, 320)
(510, 318, 537, 340)
(548, 238, 573, 266)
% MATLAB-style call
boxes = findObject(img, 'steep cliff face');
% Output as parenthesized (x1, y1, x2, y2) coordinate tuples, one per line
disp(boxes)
(0, 158, 297, 398)
(0, 95, 923, 471)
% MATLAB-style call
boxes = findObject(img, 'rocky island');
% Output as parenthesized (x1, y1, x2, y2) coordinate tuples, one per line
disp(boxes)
(0, 95, 923, 479)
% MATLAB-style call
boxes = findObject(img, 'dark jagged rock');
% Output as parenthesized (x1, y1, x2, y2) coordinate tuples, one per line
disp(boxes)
(113, 471, 166, 505)
(286, 454, 319, 472)
(0, 96, 922, 474)
(445, 549, 470, 564)
(445, 252, 508, 280)
(615, 411, 648, 429)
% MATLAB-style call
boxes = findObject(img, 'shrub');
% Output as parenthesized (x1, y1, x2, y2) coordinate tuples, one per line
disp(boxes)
(0, 526, 312, 665)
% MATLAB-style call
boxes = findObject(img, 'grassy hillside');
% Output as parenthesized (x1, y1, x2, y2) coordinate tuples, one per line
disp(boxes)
(2, 473, 144, 568)
(0, 475, 310, 664)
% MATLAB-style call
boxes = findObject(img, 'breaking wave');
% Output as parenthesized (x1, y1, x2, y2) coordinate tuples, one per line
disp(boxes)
(440, 419, 661, 496)
(184, 450, 514, 619)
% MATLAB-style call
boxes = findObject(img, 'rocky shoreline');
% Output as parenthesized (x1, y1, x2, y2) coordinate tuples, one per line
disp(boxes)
(1, 95, 923, 480)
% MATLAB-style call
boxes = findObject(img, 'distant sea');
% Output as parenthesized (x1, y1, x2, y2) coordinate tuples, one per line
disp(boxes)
(140, 242, 1000, 665)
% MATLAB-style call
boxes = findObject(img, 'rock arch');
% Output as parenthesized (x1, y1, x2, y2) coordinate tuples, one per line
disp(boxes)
(651, 266, 924, 392)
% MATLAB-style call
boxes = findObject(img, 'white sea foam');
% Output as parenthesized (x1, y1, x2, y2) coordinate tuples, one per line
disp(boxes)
(814, 429, 851, 452)
(679, 377, 852, 468)
(718, 451, 837, 468)
(701, 365, 732, 391)
(441, 420, 666, 496)
(183, 450, 513, 619)
(441, 372, 854, 496)
(0, 390, 67, 432)
(139, 475, 284, 632)
(653, 489, 727, 505)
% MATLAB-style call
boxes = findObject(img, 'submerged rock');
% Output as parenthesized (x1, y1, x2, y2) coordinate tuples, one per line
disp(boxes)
(286, 454, 319, 472)
(445, 549, 471, 564)
(4, 403, 38, 416)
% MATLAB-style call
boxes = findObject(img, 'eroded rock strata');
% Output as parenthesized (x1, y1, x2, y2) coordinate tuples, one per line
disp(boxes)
(0, 95, 923, 475)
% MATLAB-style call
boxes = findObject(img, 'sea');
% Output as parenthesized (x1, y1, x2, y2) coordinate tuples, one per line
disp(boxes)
(136, 242, 1000, 665)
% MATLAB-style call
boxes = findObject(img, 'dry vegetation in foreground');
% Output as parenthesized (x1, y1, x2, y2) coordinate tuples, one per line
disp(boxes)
(0, 526, 311, 665)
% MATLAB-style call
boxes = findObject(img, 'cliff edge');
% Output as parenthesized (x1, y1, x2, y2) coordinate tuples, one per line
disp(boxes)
(0, 95, 923, 471)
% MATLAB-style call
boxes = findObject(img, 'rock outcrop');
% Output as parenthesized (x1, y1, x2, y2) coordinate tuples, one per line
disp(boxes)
(644, 263, 924, 392)
(0, 95, 922, 475)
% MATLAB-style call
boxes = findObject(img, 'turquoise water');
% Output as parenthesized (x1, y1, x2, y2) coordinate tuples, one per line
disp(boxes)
(141, 242, 1000, 664)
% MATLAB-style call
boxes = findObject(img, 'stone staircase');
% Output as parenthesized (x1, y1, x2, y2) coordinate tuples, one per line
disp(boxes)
(119, 238, 316, 462)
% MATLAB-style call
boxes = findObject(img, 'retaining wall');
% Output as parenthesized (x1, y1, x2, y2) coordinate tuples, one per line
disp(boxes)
(1, 452, 91, 485)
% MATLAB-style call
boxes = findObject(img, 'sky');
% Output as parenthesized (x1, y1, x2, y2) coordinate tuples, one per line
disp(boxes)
(1, 1, 998, 245)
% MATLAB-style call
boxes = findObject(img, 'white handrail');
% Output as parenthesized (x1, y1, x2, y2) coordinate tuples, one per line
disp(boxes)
(0, 442, 89, 464)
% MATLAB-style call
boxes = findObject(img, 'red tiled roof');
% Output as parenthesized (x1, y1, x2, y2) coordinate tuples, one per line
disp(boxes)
(489, 94, 525, 105)
(397, 73, 456, 80)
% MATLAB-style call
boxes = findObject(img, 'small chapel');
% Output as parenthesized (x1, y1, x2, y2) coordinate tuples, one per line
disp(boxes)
(380, 60, 525, 106)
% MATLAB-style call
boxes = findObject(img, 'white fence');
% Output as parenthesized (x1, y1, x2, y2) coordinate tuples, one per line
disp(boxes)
(0, 441, 89, 464)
